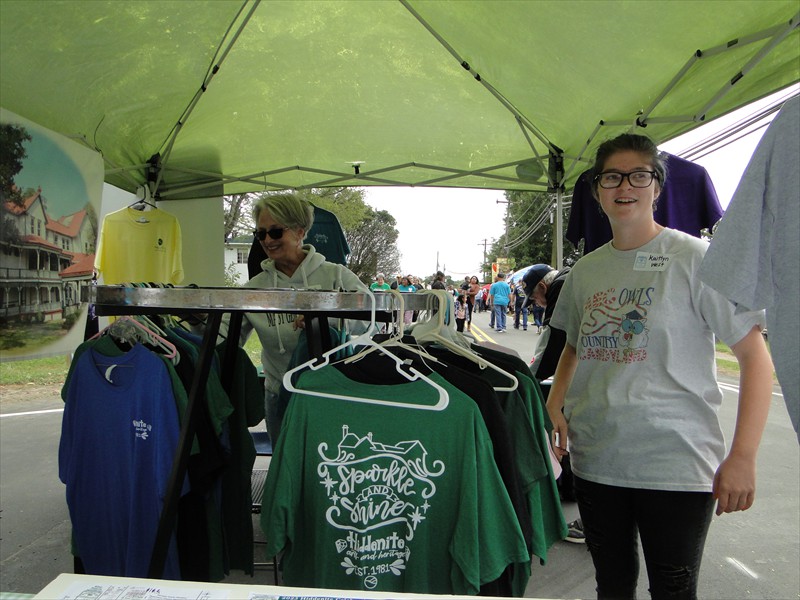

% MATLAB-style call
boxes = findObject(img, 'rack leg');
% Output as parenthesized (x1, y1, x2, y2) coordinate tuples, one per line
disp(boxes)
(147, 312, 222, 579)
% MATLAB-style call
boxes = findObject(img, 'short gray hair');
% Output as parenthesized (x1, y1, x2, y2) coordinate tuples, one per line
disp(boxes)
(252, 192, 315, 232)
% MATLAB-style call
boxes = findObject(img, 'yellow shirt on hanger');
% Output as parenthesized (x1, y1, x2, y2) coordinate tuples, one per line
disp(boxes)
(95, 206, 184, 285)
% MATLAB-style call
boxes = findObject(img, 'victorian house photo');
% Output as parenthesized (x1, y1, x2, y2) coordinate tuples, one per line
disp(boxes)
(1, 186, 96, 327)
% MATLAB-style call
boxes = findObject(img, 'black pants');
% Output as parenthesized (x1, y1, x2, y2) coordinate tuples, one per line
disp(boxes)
(574, 476, 714, 600)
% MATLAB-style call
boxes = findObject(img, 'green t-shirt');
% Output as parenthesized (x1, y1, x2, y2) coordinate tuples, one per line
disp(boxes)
(261, 367, 529, 595)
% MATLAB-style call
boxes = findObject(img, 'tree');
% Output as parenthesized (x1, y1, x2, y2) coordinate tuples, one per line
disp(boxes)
(345, 209, 401, 284)
(223, 192, 258, 239)
(484, 189, 582, 275)
(221, 187, 402, 285)
(0, 214, 21, 245)
(295, 188, 371, 231)
(223, 187, 373, 240)
(0, 123, 32, 206)
(223, 262, 242, 287)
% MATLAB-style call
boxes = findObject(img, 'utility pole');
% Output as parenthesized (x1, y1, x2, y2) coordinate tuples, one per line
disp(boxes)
(496, 199, 510, 258)
(477, 238, 490, 282)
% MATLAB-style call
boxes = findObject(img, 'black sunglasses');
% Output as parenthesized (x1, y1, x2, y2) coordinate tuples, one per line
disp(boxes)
(253, 227, 290, 241)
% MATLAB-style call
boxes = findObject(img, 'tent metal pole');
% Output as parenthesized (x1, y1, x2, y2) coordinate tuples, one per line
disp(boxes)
(555, 186, 564, 270)
(613, 116, 698, 126)
(515, 116, 549, 182)
(696, 12, 800, 121)
(155, 0, 262, 194)
(398, 0, 556, 156)
(638, 53, 702, 125)
(695, 21, 794, 59)
(419, 172, 549, 188)
(548, 151, 565, 269)
(563, 120, 604, 183)
(639, 14, 798, 127)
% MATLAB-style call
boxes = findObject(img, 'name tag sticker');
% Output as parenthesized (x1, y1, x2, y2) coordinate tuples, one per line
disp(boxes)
(634, 252, 673, 271)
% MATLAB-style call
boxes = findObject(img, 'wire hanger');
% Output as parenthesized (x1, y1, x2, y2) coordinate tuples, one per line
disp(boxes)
(411, 290, 518, 392)
(283, 289, 449, 411)
(129, 185, 158, 209)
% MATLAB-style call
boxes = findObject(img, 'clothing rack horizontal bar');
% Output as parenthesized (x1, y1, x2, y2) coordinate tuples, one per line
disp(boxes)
(89, 285, 433, 313)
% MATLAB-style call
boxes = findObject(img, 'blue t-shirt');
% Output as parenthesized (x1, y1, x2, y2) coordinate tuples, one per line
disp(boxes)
(59, 343, 184, 579)
(489, 280, 511, 306)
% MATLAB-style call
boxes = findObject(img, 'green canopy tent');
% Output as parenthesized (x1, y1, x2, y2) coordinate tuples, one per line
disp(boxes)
(1, 0, 799, 263)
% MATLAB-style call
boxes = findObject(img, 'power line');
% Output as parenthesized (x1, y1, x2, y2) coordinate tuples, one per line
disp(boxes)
(670, 90, 798, 161)
(504, 198, 571, 250)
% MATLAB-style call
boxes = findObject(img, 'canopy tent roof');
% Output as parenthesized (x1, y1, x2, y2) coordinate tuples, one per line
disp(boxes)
(1, 0, 798, 200)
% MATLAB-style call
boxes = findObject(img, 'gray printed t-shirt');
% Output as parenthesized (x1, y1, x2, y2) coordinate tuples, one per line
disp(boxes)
(699, 97, 799, 439)
(551, 227, 764, 492)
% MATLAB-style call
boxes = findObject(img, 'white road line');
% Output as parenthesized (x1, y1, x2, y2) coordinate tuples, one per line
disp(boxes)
(725, 556, 760, 579)
(719, 381, 784, 398)
(0, 408, 64, 418)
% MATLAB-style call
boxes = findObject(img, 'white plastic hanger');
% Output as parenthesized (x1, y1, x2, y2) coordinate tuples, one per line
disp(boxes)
(410, 290, 518, 392)
(343, 288, 441, 367)
(282, 289, 449, 411)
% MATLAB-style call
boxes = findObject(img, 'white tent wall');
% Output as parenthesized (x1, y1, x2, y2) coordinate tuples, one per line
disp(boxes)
(159, 197, 225, 288)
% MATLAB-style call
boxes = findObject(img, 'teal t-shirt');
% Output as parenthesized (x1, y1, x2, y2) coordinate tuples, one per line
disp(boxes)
(489, 281, 511, 306)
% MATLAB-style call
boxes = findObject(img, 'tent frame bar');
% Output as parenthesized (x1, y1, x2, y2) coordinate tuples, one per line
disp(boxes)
(398, 0, 557, 159)
(75, 4, 796, 200)
(150, 157, 552, 198)
(694, 11, 799, 122)
(153, 0, 261, 196)
(640, 12, 799, 127)
(561, 13, 800, 189)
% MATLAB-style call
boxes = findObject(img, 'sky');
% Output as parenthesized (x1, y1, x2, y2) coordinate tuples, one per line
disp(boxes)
(363, 85, 799, 279)
(12, 125, 91, 218)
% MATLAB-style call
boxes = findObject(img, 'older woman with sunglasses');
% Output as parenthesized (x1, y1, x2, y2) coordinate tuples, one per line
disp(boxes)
(545, 134, 773, 599)
(235, 192, 367, 441)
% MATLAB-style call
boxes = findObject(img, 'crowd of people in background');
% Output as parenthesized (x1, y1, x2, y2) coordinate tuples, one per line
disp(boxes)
(367, 268, 553, 336)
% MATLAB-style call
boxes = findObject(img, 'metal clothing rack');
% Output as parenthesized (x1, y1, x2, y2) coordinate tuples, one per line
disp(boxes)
(88, 285, 430, 579)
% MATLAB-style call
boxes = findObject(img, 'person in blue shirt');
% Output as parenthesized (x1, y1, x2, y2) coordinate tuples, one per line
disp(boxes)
(397, 275, 416, 325)
(488, 272, 512, 332)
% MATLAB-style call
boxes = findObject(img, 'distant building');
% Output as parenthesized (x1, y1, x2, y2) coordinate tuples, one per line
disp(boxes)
(223, 234, 252, 284)
(0, 187, 96, 323)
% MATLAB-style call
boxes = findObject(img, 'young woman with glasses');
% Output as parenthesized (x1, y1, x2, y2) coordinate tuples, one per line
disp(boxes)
(545, 133, 773, 599)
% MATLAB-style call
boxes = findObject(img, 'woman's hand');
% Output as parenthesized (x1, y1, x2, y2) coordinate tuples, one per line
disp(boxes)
(712, 325, 772, 516)
(545, 343, 578, 462)
(293, 315, 306, 330)
(712, 453, 756, 515)
(546, 403, 569, 461)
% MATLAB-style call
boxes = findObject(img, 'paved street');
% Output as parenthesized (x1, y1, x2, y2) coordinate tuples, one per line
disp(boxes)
(0, 310, 797, 597)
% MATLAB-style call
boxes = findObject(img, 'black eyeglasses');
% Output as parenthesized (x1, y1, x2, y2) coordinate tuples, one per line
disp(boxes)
(594, 170, 657, 189)
(253, 227, 290, 241)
